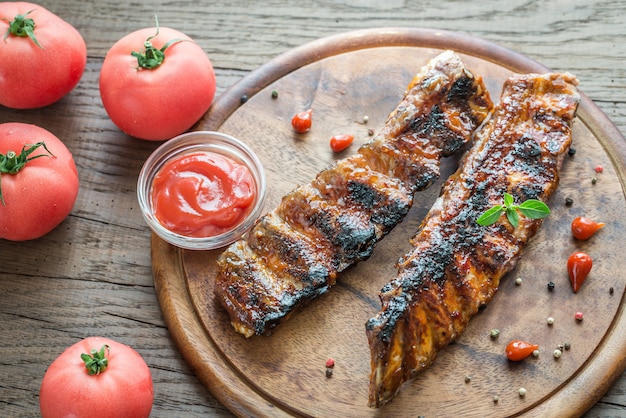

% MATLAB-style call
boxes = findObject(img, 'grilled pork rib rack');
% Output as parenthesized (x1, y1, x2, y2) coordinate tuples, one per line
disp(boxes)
(214, 50, 493, 337)
(366, 72, 580, 407)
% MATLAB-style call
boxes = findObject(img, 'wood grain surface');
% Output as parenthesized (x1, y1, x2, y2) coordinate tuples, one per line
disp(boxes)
(0, 1, 624, 417)
(153, 32, 626, 417)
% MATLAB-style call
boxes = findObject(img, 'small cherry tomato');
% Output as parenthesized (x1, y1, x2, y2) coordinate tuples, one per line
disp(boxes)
(330, 134, 354, 152)
(291, 109, 313, 133)
(506, 340, 539, 361)
(567, 251, 592, 293)
(571, 216, 604, 240)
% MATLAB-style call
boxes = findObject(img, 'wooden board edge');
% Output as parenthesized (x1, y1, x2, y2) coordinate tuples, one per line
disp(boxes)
(154, 28, 626, 417)
(577, 93, 626, 194)
(526, 295, 626, 417)
(151, 235, 294, 417)
(197, 27, 550, 131)
(521, 95, 626, 417)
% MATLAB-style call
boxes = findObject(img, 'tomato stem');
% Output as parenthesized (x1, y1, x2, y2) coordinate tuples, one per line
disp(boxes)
(0, 141, 54, 206)
(131, 16, 184, 70)
(81, 345, 110, 375)
(2, 9, 42, 48)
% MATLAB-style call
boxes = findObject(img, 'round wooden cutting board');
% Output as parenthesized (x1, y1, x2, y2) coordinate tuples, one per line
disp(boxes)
(151, 28, 626, 417)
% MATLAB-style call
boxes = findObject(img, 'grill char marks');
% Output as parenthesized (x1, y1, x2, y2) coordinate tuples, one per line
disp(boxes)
(365, 72, 580, 408)
(215, 50, 494, 337)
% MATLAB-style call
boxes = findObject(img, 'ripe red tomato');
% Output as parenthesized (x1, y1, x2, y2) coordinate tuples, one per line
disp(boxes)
(0, 123, 79, 241)
(567, 251, 593, 293)
(99, 24, 216, 141)
(505, 340, 539, 361)
(330, 134, 354, 152)
(40, 336, 154, 418)
(291, 109, 313, 133)
(571, 216, 604, 240)
(0, 2, 86, 108)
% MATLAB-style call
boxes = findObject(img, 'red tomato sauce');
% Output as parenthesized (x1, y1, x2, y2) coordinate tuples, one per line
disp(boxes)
(151, 151, 256, 238)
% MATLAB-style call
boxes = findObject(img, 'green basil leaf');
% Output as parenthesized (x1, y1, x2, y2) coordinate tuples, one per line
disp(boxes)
(518, 199, 551, 219)
(506, 207, 519, 228)
(477, 205, 503, 226)
(503, 192, 515, 208)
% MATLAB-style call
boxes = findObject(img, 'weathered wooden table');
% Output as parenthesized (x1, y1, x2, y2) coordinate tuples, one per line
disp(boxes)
(1, 1, 624, 416)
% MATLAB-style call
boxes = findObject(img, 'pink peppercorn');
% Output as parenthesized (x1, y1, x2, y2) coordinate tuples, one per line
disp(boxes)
(595, 165, 604, 173)
(325, 358, 335, 378)
(575, 312, 584, 321)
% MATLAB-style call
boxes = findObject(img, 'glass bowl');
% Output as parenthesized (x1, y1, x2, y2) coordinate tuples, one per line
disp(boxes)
(137, 131, 266, 250)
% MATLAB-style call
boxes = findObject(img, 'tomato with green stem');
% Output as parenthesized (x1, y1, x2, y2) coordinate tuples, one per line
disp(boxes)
(0, 123, 79, 241)
(0, 2, 86, 108)
(39, 337, 154, 418)
(99, 19, 216, 140)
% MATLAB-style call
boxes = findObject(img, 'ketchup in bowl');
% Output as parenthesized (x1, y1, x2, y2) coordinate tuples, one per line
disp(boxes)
(137, 131, 266, 250)
(151, 151, 256, 238)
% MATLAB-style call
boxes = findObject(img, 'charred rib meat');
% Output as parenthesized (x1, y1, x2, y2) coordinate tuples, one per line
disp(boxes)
(215, 50, 493, 337)
(365, 72, 580, 407)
